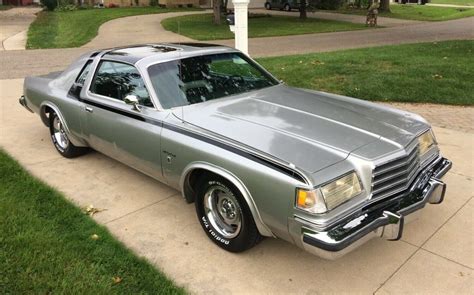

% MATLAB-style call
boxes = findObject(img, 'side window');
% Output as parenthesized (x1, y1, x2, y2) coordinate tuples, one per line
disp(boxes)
(90, 61, 153, 107)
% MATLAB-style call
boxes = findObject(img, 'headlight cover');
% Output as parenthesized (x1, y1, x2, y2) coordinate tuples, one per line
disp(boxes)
(418, 130, 436, 156)
(321, 172, 363, 210)
(296, 172, 363, 214)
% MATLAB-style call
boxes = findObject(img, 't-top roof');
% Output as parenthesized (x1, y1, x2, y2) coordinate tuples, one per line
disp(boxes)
(101, 43, 232, 64)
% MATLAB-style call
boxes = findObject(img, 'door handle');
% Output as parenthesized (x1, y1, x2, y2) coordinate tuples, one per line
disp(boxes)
(85, 106, 93, 113)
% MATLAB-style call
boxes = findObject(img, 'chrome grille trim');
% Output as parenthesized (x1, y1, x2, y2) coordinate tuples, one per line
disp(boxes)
(371, 143, 423, 200)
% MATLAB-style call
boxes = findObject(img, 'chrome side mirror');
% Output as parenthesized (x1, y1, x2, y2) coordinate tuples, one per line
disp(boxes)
(124, 95, 141, 112)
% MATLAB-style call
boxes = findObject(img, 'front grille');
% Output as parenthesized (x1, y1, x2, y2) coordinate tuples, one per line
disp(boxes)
(372, 144, 420, 200)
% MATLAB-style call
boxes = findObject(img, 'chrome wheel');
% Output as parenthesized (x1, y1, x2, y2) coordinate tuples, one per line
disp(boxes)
(52, 115, 69, 150)
(203, 185, 242, 239)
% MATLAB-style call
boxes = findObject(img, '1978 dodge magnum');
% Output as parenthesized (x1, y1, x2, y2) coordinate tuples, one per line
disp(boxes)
(20, 43, 452, 259)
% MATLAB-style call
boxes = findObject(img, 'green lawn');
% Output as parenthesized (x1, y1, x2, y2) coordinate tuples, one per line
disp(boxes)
(337, 4, 474, 21)
(431, 0, 474, 6)
(27, 7, 199, 49)
(257, 40, 474, 105)
(162, 13, 371, 41)
(0, 150, 184, 294)
(0, 5, 13, 10)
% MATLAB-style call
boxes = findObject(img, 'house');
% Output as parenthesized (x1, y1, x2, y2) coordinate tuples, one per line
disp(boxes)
(97, 0, 200, 7)
(2, 0, 34, 5)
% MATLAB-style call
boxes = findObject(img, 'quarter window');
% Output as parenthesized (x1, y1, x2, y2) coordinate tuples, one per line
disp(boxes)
(90, 61, 153, 107)
(76, 60, 93, 86)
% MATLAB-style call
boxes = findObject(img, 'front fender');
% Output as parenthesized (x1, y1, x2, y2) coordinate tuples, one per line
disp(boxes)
(180, 161, 275, 237)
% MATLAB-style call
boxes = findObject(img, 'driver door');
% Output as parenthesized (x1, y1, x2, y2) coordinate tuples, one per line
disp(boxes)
(81, 60, 164, 180)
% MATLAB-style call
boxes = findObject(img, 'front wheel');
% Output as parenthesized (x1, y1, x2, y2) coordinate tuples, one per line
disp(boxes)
(265, 2, 271, 10)
(284, 4, 291, 11)
(195, 175, 262, 252)
(49, 111, 88, 158)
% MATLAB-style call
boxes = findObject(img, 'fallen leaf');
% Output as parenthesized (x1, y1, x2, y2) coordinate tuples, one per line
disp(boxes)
(113, 276, 122, 284)
(90, 234, 100, 240)
(311, 60, 325, 66)
(432, 74, 443, 79)
(83, 204, 107, 216)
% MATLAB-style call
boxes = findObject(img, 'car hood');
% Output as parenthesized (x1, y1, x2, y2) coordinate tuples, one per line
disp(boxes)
(175, 85, 429, 173)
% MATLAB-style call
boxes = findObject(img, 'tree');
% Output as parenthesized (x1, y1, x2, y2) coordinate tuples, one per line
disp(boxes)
(379, 0, 390, 12)
(299, 0, 307, 19)
(213, 0, 222, 25)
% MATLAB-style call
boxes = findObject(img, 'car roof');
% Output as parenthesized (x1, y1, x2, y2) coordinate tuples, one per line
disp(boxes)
(100, 43, 238, 65)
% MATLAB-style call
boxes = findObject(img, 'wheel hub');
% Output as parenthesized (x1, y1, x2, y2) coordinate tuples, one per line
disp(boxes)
(203, 186, 242, 239)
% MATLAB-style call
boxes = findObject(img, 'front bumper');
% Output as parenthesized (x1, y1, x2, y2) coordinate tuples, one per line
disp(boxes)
(296, 156, 452, 259)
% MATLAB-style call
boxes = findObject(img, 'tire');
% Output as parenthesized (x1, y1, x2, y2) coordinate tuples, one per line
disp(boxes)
(284, 4, 291, 11)
(265, 2, 271, 10)
(195, 175, 262, 253)
(49, 111, 88, 158)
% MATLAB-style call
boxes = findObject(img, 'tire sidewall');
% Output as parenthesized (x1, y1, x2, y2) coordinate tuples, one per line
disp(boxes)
(49, 112, 67, 155)
(195, 177, 254, 252)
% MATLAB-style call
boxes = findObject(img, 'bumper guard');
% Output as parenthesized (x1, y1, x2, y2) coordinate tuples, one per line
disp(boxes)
(300, 157, 452, 259)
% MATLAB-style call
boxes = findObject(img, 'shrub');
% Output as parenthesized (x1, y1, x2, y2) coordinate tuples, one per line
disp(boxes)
(40, 0, 58, 11)
(56, 4, 77, 11)
(150, 0, 159, 6)
(312, 0, 344, 10)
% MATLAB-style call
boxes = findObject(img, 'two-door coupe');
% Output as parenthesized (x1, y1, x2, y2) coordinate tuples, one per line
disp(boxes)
(20, 43, 452, 259)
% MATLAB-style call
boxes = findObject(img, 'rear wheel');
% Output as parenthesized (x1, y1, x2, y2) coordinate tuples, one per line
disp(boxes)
(49, 111, 88, 158)
(284, 4, 291, 11)
(195, 175, 262, 252)
(265, 2, 271, 10)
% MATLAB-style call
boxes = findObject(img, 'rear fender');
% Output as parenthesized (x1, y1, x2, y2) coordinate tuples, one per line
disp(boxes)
(40, 101, 88, 147)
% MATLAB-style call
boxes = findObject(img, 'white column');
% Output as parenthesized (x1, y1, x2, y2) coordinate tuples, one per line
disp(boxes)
(232, 0, 250, 54)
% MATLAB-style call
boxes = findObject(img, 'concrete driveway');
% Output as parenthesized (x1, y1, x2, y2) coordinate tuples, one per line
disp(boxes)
(1, 79, 472, 294)
(0, 7, 41, 50)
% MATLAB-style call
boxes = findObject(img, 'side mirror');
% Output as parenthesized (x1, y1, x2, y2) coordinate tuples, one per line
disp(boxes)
(124, 95, 141, 112)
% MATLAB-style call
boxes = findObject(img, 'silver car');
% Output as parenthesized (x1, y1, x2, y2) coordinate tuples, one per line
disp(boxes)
(20, 43, 451, 259)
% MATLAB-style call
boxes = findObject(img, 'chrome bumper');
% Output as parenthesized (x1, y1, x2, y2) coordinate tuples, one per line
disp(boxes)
(298, 157, 452, 259)
(19, 95, 34, 113)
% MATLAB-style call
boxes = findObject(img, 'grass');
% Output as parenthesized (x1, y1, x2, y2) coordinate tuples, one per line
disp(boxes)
(0, 5, 13, 10)
(431, 0, 474, 6)
(27, 7, 199, 49)
(0, 150, 185, 294)
(257, 40, 474, 105)
(337, 4, 474, 21)
(162, 13, 371, 41)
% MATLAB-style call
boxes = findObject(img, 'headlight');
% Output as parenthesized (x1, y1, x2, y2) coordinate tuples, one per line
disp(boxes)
(296, 172, 363, 214)
(418, 130, 436, 156)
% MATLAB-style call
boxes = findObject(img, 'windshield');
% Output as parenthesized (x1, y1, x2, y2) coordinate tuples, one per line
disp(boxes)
(147, 53, 279, 109)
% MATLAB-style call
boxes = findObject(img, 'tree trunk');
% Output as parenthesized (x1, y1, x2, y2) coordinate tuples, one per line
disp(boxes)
(299, 0, 307, 19)
(379, 0, 391, 12)
(213, 0, 222, 25)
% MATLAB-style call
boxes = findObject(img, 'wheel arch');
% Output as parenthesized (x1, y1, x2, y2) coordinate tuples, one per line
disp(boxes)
(180, 162, 275, 237)
(39, 101, 88, 147)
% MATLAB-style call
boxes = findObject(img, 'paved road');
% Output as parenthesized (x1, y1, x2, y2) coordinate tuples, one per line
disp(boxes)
(1, 13, 472, 79)
(0, 7, 41, 50)
(1, 79, 473, 294)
